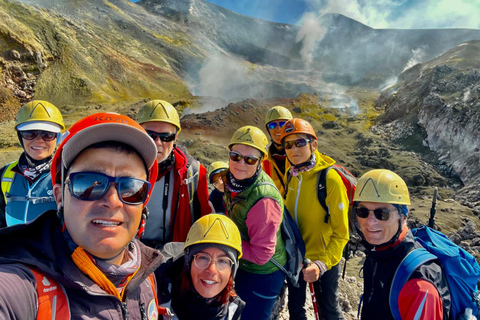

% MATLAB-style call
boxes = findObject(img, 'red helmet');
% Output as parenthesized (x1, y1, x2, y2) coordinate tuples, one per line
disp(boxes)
(51, 112, 158, 205)
(280, 118, 317, 142)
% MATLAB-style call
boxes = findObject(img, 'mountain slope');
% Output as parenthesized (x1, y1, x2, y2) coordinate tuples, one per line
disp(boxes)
(375, 40, 480, 206)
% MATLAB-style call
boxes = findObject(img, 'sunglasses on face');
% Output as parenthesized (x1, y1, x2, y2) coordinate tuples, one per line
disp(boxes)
(19, 130, 57, 141)
(193, 252, 234, 273)
(229, 151, 260, 166)
(283, 138, 311, 150)
(146, 130, 176, 142)
(66, 172, 151, 205)
(267, 121, 287, 130)
(354, 206, 394, 221)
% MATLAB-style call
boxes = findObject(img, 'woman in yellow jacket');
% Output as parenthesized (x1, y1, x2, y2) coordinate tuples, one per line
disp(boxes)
(281, 118, 349, 320)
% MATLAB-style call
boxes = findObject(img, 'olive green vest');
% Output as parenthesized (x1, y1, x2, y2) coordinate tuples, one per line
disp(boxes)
(224, 171, 286, 274)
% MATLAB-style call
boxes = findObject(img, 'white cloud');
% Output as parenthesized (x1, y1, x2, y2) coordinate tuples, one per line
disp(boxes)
(303, 0, 480, 29)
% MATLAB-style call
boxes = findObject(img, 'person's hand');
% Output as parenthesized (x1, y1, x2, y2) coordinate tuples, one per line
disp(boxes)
(302, 260, 327, 282)
(302, 263, 320, 282)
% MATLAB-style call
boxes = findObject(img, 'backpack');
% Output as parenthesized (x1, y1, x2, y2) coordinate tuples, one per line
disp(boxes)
(286, 163, 357, 231)
(269, 207, 306, 288)
(31, 268, 164, 319)
(389, 226, 480, 320)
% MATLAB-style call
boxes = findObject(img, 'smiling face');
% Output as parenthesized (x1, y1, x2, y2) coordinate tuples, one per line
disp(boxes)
(54, 147, 146, 265)
(229, 144, 262, 180)
(141, 121, 177, 163)
(356, 202, 405, 245)
(22, 133, 57, 160)
(190, 247, 232, 298)
(283, 133, 316, 165)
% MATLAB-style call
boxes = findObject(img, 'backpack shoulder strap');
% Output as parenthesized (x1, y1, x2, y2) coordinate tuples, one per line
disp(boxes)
(1, 161, 18, 203)
(316, 166, 331, 222)
(30, 268, 71, 320)
(184, 159, 200, 223)
(389, 248, 437, 320)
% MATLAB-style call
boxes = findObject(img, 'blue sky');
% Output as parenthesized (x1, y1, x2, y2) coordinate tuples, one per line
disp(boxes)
(203, 0, 480, 29)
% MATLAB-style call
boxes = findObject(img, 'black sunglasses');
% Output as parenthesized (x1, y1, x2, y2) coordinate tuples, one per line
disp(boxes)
(19, 130, 57, 141)
(66, 172, 151, 205)
(267, 121, 287, 130)
(283, 138, 310, 150)
(354, 207, 394, 221)
(229, 151, 260, 166)
(146, 130, 176, 142)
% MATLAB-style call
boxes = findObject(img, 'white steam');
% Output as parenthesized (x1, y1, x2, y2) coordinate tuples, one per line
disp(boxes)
(402, 48, 427, 72)
(295, 12, 327, 70)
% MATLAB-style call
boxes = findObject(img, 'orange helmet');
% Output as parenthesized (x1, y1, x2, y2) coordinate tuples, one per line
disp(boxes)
(280, 118, 317, 142)
(51, 113, 158, 205)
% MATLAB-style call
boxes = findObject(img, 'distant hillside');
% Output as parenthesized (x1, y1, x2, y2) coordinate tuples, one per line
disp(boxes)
(2, 0, 480, 111)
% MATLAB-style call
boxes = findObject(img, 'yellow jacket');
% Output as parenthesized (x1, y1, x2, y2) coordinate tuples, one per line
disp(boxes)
(284, 150, 349, 269)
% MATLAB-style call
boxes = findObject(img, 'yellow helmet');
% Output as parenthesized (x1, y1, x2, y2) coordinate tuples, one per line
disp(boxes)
(136, 100, 181, 133)
(265, 106, 293, 126)
(207, 161, 229, 183)
(354, 169, 411, 205)
(228, 126, 268, 159)
(184, 214, 242, 259)
(15, 100, 65, 132)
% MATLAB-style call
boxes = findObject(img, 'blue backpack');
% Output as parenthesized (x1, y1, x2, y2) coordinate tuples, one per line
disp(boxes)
(268, 207, 306, 288)
(389, 226, 480, 320)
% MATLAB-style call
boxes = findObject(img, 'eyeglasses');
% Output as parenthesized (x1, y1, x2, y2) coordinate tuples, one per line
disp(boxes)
(193, 252, 234, 273)
(146, 130, 176, 142)
(213, 178, 223, 186)
(66, 172, 151, 205)
(19, 130, 57, 141)
(229, 151, 260, 166)
(354, 207, 394, 221)
(267, 121, 287, 130)
(283, 138, 310, 150)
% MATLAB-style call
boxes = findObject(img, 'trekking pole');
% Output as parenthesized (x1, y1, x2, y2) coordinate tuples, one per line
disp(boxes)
(428, 187, 438, 228)
(342, 244, 349, 279)
(303, 259, 320, 320)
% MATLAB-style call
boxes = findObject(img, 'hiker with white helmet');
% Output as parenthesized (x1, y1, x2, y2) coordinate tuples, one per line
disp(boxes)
(281, 118, 348, 320)
(263, 106, 293, 196)
(0, 100, 65, 227)
(159, 214, 245, 320)
(222, 125, 286, 320)
(136, 100, 212, 248)
(0, 113, 166, 319)
(354, 169, 449, 319)
(207, 161, 229, 214)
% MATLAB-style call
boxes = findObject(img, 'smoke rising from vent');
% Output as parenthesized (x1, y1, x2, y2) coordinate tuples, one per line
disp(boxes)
(295, 12, 326, 70)
(403, 48, 427, 72)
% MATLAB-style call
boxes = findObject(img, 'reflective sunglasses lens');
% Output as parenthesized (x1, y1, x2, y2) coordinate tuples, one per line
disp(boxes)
(278, 121, 286, 128)
(284, 140, 294, 149)
(158, 132, 176, 142)
(20, 130, 38, 140)
(244, 156, 259, 165)
(355, 207, 370, 218)
(229, 152, 242, 162)
(374, 209, 391, 221)
(40, 131, 57, 141)
(295, 139, 308, 148)
(71, 173, 109, 200)
(267, 122, 277, 130)
(118, 178, 149, 204)
(146, 130, 157, 140)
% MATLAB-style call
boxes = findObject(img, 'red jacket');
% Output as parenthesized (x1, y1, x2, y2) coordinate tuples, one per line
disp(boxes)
(165, 147, 211, 242)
